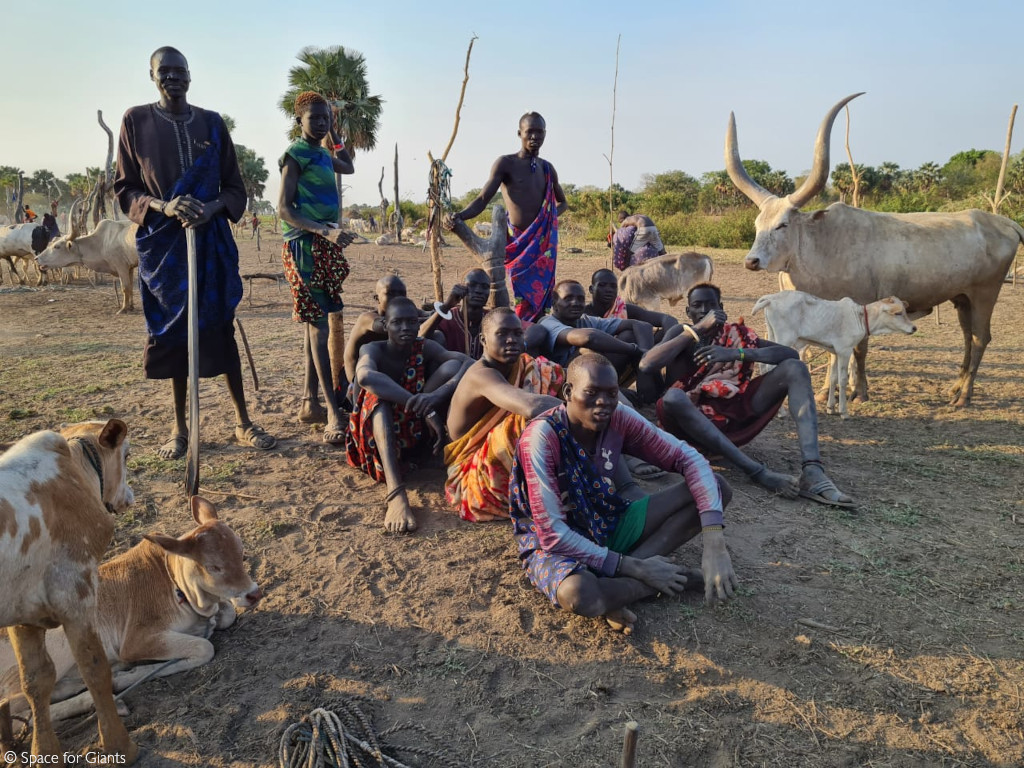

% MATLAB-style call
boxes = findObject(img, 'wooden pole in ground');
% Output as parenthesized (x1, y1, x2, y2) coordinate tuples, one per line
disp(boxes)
(427, 35, 478, 303)
(603, 33, 621, 251)
(391, 143, 399, 240)
(619, 721, 639, 768)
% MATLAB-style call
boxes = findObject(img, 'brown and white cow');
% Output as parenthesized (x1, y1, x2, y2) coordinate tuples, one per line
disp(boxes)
(0, 419, 137, 762)
(0, 496, 261, 722)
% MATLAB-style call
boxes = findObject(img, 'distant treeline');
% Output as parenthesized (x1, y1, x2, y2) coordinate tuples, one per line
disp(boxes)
(346, 148, 1024, 248)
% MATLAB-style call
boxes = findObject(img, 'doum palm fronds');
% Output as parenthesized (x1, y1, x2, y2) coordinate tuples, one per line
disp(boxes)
(278, 45, 384, 153)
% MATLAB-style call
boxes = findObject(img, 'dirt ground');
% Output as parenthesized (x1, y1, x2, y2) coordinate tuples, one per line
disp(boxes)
(1, 228, 1023, 768)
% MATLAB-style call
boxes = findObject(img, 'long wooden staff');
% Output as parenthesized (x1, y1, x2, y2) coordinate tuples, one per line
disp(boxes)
(184, 228, 200, 498)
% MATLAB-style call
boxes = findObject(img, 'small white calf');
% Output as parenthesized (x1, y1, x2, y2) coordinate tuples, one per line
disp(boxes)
(0, 419, 136, 762)
(0, 496, 261, 723)
(751, 291, 917, 417)
(618, 252, 714, 309)
(473, 221, 493, 238)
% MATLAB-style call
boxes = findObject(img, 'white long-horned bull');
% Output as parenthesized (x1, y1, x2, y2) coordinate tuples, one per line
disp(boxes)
(726, 93, 1024, 407)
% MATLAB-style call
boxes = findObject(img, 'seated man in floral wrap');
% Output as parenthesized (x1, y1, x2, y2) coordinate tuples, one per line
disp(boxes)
(346, 297, 471, 533)
(445, 308, 564, 522)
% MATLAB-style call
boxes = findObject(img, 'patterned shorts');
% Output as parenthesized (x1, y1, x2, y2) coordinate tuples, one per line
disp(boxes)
(523, 550, 583, 606)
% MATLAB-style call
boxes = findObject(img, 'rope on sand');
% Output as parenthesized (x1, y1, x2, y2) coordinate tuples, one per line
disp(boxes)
(278, 696, 461, 768)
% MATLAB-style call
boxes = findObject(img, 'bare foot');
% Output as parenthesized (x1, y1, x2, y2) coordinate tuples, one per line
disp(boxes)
(384, 485, 417, 533)
(747, 464, 799, 499)
(605, 606, 637, 634)
(158, 433, 187, 460)
(298, 398, 327, 424)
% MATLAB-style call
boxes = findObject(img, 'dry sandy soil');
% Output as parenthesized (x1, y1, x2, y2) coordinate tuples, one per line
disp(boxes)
(1, 228, 1023, 768)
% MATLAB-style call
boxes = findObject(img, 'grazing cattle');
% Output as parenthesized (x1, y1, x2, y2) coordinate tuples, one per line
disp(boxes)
(726, 93, 1024, 407)
(37, 218, 140, 314)
(349, 218, 369, 234)
(0, 419, 137, 762)
(0, 223, 51, 285)
(751, 291, 917, 417)
(618, 252, 714, 309)
(473, 221, 493, 238)
(0, 496, 261, 722)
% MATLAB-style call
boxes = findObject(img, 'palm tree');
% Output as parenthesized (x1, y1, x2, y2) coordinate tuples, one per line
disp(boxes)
(279, 45, 384, 223)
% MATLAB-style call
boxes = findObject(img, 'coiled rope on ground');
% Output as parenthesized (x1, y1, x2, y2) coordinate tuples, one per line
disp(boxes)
(278, 695, 461, 768)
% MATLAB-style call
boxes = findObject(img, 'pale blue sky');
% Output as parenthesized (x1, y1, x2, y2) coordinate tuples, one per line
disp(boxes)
(4, 0, 1022, 208)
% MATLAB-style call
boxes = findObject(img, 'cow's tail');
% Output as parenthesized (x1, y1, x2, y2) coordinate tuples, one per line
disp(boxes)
(750, 295, 772, 316)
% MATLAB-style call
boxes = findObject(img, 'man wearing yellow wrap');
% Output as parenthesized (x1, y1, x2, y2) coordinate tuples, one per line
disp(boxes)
(445, 307, 564, 522)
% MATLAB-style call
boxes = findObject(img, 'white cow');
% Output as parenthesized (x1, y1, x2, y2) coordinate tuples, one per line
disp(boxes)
(726, 93, 1024, 407)
(618, 252, 714, 309)
(473, 221, 493, 238)
(349, 218, 369, 234)
(0, 223, 51, 285)
(36, 218, 139, 313)
(751, 291, 917, 417)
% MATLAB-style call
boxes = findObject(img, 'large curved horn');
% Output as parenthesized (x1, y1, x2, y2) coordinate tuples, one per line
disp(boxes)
(725, 112, 773, 209)
(787, 92, 865, 209)
(68, 197, 83, 240)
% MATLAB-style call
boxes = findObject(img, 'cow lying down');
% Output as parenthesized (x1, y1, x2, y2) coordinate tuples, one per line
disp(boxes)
(0, 496, 262, 722)
(751, 290, 917, 418)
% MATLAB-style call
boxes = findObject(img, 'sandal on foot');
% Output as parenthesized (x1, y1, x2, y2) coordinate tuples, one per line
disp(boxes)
(158, 434, 188, 460)
(799, 478, 855, 509)
(323, 424, 346, 445)
(236, 423, 277, 451)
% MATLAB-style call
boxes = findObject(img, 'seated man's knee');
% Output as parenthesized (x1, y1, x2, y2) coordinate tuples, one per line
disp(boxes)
(777, 357, 811, 382)
(663, 387, 698, 417)
(555, 574, 606, 617)
(715, 473, 733, 509)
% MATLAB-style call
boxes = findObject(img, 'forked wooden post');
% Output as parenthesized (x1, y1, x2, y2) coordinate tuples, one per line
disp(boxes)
(620, 720, 639, 768)
(448, 204, 510, 309)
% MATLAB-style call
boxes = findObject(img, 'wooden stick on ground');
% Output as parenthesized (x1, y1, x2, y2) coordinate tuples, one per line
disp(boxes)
(620, 721, 639, 768)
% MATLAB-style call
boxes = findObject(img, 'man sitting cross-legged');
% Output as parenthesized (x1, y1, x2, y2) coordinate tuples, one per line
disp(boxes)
(509, 354, 737, 634)
(346, 297, 472, 532)
(584, 268, 679, 342)
(445, 308, 565, 522)
(641, 283, 853, 507)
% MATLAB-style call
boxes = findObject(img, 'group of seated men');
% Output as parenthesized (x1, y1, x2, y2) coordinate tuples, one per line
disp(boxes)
(339, 267, 853, 632)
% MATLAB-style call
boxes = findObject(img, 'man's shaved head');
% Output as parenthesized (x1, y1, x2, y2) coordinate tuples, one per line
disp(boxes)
(686, 282, 721, 304)
(465, 268, 489, 283)
(377, 274, 406, 294)
(150, 46, 187, 68)
(481, 306, 518, 337)
(384, 296, 417, 321)
(590, 268, 616, 285)
(566, 353, 615, 387)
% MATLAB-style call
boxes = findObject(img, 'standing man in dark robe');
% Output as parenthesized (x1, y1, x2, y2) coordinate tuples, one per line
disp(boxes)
(115, 46, 276, 459)
(447, 112, 568, 322)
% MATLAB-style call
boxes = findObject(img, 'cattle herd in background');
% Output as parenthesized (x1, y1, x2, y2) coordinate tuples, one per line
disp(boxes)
(2, 93, 1023, 763)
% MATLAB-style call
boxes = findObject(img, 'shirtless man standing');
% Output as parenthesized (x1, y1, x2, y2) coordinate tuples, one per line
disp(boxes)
(447, 112, 568, 322)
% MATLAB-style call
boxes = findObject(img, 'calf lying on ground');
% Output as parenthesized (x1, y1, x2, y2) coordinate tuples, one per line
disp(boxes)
(618, 252, 714, 309)
(751, 291, 917, 417)
(0, 419, 136, 762)
(0, 496, 262, 723)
